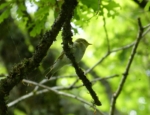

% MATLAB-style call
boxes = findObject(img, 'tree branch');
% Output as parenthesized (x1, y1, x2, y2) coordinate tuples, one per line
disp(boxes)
(8, 74, 117, 109)
(70, 41, 135, 94)
(61, 1, 101, 105)
(0, 0, 78, 114)
(103, 16, 110, 52)
(85, 41, 135, 74)
(109, 18, 144, 115)
(133, 0, 150, 10)
(8, 79, 105, 115)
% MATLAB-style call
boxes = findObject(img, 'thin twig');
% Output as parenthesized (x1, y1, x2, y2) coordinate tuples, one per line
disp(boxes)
(33, 79, 47, 91)
(69, 41, 135, 89)
(7, 89, 49, 107)
(109, 18, 144, 115)
(91, 74, 119, 84)
(142, 26, 150, 37)
(85, 41, 135, 75)
(111, 42, 135, 52)
(66, 74, 119, 89)
(85, 52, 110, 74)
(8, 74, 118, 110)
(68, 78, 79, 89)
(41, 74, 76, 83)
(8, 80, 105, 115)
(103, 16, 110, 52)
(143, 23, 150, 29)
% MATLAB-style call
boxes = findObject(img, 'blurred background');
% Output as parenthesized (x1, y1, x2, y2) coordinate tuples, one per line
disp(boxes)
(0, 0, 150, 115)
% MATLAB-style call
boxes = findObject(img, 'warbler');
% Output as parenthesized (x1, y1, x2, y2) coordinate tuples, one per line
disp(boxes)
(45, 38, 91, 79)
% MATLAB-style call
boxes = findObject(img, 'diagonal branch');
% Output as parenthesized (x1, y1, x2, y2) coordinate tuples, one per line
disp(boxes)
(85, 41, 135, 75)
(8, 74, 117, 108)
(109, 18, 144, 115)
(61, 3, 101, 106)
(0, 0, 78, 114)
(72, 41, 135, 90)
(8, 79, 105, 115)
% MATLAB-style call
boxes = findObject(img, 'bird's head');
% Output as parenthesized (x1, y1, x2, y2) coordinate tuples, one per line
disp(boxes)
(74, 38, 91, 47)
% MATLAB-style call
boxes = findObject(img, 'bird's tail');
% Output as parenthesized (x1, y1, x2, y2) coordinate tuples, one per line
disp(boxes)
(45, 70, 54, 79)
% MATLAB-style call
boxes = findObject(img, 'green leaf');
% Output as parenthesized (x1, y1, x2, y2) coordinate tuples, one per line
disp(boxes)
(0, 2, 10, 10)
(80, 0, 99, 11)
(102, 1, 120, 18)
(144, 2, 150, 11)
(16, 2, 27, 18)
(29, 18, 46, 37)
(103, 1, 120, 10)
(34, 6, 49, 20)
(0, 8, 10, 23)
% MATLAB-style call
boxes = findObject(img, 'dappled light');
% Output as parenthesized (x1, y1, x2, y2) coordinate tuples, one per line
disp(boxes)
(0, 0, 150, 115)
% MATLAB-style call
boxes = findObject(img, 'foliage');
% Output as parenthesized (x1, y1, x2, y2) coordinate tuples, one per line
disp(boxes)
(0, 0, 150, 115)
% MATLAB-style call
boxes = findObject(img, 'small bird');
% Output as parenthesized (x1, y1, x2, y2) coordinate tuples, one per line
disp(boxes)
(45, 38, 91, 79)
